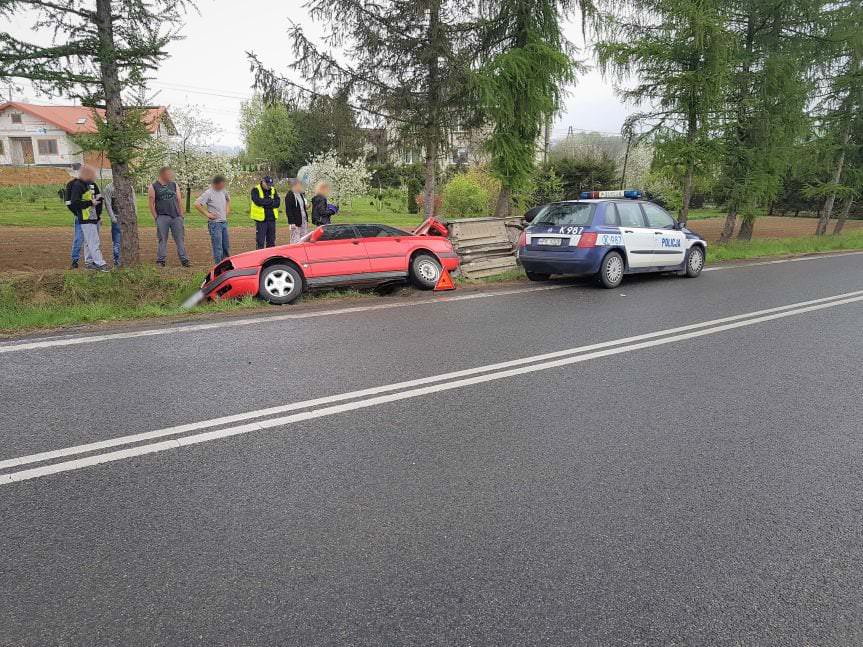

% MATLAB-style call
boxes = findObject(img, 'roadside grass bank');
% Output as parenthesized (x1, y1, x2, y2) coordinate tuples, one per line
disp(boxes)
(3, 230, 863, 334)
(708, 229, 863, 262)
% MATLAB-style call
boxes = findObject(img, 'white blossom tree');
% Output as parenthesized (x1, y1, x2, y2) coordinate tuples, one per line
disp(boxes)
(306, 150, 370, 205)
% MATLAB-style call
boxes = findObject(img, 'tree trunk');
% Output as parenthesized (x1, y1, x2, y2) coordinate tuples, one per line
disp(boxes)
(422, 137, 437, 219)
(186, 183, 192, 213)
(680, 162, 694, 225)
(737, 217, 754, 241)
(718, 208, 737, 244)
(494, 186, 512, 219)
(816, 103, 852, 235)
(95, 0, 140, 265)
(832, 196, 853, 235)
(421, 0, 442, 221)
(619, 134, 633, 190)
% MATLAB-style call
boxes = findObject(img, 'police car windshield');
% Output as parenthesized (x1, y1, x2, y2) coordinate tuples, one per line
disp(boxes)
(532, 203, 595, 226)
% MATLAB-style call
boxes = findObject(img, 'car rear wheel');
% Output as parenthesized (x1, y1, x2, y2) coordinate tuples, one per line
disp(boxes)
(258, 264, 303, 304)
(410, 254, 442, 290)
(596, 251, 625, 289)
(525, 271, 551, 282)
(684, 245, 705, 278)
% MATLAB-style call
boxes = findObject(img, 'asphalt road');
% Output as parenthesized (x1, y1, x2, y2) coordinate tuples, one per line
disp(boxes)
(2, 252, 863, 646)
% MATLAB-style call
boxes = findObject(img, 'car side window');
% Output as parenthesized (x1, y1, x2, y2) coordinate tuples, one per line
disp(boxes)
(616, 202, 646, 227)
(642, 204, 676, 229)
(319, 225, 357, 241)
(602, 205, 620, 226)
(355, 224, 405, 238)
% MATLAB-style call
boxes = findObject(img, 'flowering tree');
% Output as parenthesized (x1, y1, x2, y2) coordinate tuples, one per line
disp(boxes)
(305, 150, 370, 205)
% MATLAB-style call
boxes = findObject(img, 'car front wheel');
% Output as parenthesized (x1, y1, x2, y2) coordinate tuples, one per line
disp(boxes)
(684, 246, 705, 278)
(596, 251, 625, 289)
(258, 264, 303, 304)
(410, 254, 442, 290)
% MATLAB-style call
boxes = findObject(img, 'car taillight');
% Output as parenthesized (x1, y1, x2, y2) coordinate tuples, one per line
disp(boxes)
(518, 231, 527, 247)
(577, 232, 597, 248)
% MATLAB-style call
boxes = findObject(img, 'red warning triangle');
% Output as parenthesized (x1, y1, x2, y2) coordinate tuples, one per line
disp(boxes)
(434, 268, 456, 291)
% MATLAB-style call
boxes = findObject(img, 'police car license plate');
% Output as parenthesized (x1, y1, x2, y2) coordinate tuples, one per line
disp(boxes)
(536, 237, 562, 246)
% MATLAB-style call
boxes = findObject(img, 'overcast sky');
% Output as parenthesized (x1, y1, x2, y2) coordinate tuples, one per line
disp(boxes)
(9, 0, 631, 147)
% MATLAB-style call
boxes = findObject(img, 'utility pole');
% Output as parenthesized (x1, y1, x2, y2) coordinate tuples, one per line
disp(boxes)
(620, 132, 634, 189)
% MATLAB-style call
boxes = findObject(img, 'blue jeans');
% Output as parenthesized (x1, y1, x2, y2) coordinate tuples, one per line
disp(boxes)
(111, 221, 121, 265)
(71, 219, 83, 262)
(207, 220, 230, 263)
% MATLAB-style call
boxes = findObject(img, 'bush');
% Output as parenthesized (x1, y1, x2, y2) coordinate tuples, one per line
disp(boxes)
(441, 174, 491, 218)
(552, 155, 618, 199)
(369, 163, 402, 189)
(514, 167, 565, 212)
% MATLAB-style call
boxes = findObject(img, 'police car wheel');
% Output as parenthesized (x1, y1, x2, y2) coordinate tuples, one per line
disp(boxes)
(597, 251, 625, 289)
(259, 264, 303, 304)
(410, 254, 442, 290)
(525, 271, 551, 282)
(685, 246, 705, 277)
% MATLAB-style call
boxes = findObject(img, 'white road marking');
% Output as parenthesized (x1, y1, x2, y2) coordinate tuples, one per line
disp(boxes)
(3, 287, 861, 472)
(1, 250, 861, 355)
(2, 289, 863, 485)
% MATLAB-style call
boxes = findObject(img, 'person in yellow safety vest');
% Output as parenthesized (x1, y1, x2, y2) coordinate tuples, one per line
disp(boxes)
(250, 175, 281, 249)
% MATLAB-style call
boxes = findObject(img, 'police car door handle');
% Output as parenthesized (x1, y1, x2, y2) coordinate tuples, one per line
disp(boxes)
(623, 229, 634, 233)
(654, 231, 664, 235)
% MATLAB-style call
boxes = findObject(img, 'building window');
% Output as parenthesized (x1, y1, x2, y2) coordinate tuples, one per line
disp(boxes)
(11, 113, 22, 124)
(37, 139, 58, 155)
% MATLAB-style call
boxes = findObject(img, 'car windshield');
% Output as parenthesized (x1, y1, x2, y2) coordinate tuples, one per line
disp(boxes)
(532, 203, 595, 226)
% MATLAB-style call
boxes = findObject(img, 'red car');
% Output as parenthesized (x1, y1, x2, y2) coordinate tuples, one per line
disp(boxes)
(196, 219, 459, 305)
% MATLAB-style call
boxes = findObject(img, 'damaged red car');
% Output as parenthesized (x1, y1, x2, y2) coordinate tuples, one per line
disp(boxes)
(194, 219, 459, 305)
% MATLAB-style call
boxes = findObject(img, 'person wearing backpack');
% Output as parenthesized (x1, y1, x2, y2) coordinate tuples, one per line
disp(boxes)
(65, 165, 109, 272)
(102, 180, 135, 267)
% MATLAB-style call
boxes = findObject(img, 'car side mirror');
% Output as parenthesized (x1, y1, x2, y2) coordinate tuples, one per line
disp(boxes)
(674, 221, 686, 230)
(523, 206, 543, 223)
(309, 228, 324, 242)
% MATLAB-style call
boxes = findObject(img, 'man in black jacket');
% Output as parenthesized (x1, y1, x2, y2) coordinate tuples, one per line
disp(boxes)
(65, 165, 109, 271)
(285, 178, 309, 243)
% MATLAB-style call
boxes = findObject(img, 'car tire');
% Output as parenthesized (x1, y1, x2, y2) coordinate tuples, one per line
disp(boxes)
(525, 271, 551, 282)
(684, 245, 705, 278)
(410, 254, 442, 290)
(258, 264, 303, 304)
(596, 251, 625, 289)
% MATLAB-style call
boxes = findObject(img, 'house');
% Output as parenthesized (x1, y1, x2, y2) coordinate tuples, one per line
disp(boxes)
(0, 102, 173, 173)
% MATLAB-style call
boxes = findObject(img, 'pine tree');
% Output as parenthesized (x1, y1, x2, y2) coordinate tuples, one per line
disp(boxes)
(475, 0, 582, 218)
(0, 0, 191, 265)
(248, 0, 478, 220)
(595, 0, 732, 223)
(716, 0, 816, 242)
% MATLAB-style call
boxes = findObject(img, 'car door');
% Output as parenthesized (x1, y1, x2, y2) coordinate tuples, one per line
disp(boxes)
(615, 202, 655, 268)
(642, 203, 686, 266)
(303, 224, 372, 280)
(354, 224, 411, 274)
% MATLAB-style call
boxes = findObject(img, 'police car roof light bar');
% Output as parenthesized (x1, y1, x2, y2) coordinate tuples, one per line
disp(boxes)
(579, 189, 643, 200)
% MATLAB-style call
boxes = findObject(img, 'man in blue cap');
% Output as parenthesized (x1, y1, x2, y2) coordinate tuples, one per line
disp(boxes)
(250, 175, 281, 249)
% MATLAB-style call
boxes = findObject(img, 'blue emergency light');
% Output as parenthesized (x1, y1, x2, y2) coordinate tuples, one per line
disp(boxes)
(580, 189, 643, 199)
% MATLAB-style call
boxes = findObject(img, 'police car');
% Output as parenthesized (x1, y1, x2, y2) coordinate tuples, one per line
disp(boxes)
(517, 190, 707, 288)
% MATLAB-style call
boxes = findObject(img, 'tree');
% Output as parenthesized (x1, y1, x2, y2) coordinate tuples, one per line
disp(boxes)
(596, 0, 732, 224)
(715, 0, 815, 242)
(170, 105, 220, 211)
(239, 98, 298, 174)
(305, 150, 370, 205)
(249, 0, 478, 220)
(474, 0, 580, 218)
(0, 0, 191, 265)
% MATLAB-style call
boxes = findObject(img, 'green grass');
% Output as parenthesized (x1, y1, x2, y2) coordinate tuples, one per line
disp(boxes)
(0, 184, 420, 229)
(708, 229, 863, 262)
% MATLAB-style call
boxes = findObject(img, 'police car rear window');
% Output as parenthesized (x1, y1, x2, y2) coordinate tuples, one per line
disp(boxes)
(532, 203, 595, 226)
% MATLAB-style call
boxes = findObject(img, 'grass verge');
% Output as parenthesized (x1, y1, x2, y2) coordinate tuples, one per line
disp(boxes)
(708, 229, 863, 262)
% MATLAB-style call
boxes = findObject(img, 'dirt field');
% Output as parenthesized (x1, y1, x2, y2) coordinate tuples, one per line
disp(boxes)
(0, 216, 859, 272)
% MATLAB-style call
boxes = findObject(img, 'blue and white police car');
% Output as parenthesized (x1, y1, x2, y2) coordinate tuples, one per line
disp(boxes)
(517, 190, 707, 288)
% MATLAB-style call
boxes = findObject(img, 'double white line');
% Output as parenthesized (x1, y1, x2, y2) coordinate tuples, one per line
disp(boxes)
(3, 288, 863, 486)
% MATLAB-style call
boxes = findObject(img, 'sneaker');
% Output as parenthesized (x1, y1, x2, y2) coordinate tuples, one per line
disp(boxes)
(181, 259, 191, 268)
(96, 264, 110, 273)
(70, 260, 79, 269)
(157, 260, 166, 267)
(84, 262, 98, 270)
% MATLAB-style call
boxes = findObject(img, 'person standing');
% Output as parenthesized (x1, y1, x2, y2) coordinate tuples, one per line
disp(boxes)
(102, 180, 135, 267)
(250, 176, 280, 249)
(65, 165, 109, 272)
(194, 175, 232, 263)
(148, 166, 190, 267)
(285, 178, 309, 243)
(311, 181, 337, 226)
